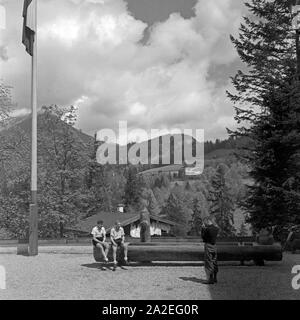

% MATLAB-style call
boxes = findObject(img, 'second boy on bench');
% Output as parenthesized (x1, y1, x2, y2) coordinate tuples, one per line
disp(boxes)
(110, 221, 129, 270)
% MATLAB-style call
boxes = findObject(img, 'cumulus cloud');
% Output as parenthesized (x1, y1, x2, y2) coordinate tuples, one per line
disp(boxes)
(0, 0, 245, 141)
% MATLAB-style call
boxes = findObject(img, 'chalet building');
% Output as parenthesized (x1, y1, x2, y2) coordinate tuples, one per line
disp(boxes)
(138, 164, 185, 179)
(65, 212, 179, 239)
(117, 204, 125, 213)
(138, 162, 202, 180)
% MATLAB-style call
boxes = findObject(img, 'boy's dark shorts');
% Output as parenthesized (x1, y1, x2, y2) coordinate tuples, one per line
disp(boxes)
(92, 237, 104, 247)
(112, 239, 123, 247)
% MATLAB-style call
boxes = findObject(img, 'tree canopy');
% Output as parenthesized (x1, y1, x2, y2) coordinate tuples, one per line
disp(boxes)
(228, 0, 300, 231)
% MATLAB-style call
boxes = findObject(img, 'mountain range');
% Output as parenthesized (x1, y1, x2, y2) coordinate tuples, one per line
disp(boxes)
(0, 112, 240, 180)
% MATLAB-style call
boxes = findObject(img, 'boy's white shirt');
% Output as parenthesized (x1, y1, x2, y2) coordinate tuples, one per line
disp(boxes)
(111, 227, 125, 240)
(91, 226, 106, 239)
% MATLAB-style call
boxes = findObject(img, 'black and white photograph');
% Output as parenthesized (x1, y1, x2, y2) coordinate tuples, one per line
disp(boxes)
(0, 0, 300, 304)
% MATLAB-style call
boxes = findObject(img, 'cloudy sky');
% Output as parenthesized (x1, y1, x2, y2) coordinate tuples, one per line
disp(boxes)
(0, 0, 246, 143)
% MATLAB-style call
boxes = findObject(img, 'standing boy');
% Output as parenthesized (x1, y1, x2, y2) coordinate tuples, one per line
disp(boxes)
(201, 217, 219, 284)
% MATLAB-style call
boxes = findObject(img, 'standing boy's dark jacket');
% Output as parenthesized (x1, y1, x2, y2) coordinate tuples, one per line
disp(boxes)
(201, 225, 219, 245)
(201, 224, 219, 282)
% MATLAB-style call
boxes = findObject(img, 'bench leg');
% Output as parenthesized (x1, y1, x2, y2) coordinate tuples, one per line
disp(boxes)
(117, 248, 124, 264)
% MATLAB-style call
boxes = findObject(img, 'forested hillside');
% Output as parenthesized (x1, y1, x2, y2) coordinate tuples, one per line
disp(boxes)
(0, 106, 250, 239)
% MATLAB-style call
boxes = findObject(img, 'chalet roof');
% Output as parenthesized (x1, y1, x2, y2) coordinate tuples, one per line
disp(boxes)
(71, 212, 179, 234)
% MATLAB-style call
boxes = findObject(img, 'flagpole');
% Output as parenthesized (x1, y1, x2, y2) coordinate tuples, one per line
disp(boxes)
(29, 0, 38, 256)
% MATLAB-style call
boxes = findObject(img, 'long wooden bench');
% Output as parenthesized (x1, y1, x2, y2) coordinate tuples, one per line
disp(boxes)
(93, 242, 282, 266)
(289, 239, 300, 253)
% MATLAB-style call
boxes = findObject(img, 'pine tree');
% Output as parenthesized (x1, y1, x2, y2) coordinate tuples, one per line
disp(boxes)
(191, 193, 209, 236)
(161, 193, 188, 236)
(123, 166, 145, 211)
(85, 137, 114, 216)
(209, 164, 235, 236)
(185, 181, 192, 191)
(228, 0, 300, 231)
(147, 188, 161, 215)
(152, 186, 165, 209)
(225, 164, 245, 202)
(154, 176, 162, 189)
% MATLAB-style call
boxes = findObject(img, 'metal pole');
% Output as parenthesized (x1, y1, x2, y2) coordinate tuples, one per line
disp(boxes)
(296, 30, 300, 80)
(29, 0, 38, 256)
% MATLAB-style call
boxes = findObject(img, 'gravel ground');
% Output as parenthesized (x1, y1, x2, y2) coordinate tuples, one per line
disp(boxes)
(0, 251, 299, 300)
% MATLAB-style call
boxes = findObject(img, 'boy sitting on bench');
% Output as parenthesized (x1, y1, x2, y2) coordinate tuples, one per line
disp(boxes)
(110, 221, 129, 270)
(91, 220, 109, 263)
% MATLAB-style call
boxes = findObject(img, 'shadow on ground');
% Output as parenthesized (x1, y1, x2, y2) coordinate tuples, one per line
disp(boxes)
(81, 263, 110, 271)
(179, 256, 299, 300)
(180, 277, 208, 284)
